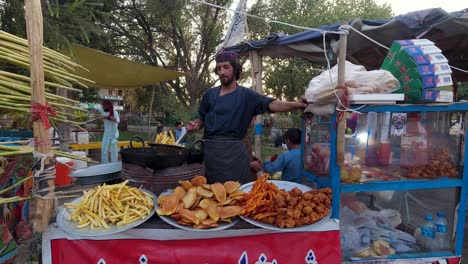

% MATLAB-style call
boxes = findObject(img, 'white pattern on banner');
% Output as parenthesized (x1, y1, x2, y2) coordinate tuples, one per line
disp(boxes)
(97, 259, 106, 264)
(139, 255, 148, 264)
(305, 249, 318, 264)
(391, 113, 407, 136)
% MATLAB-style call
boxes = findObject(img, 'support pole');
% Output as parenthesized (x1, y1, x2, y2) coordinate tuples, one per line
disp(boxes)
(251, 51, 263, 158)
(336, 32, 348, 165)
(25, 0, 55, 232)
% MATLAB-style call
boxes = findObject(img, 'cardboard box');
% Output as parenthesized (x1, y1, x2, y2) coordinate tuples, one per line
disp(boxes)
(422, 74, 453, 89)
(422, 89, 453, 102)
(393, 79, 422, 103)
(381, 39, 434, 69)
(428, 53, 448, 64)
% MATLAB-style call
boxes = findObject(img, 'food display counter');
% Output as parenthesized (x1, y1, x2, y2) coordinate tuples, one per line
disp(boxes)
(302, 102, 468, 262)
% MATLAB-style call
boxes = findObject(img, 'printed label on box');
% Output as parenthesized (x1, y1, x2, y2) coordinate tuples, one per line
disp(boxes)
(428, 54, 448, 64)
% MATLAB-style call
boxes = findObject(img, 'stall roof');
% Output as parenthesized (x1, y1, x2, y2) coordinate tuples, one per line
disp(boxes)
(71, 44, 185, 89)
(225, 8, 468, 81)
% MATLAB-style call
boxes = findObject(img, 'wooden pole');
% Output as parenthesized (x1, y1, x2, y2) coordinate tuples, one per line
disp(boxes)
(251, 51, 263, 158)
(336, 32, 348, 165)
(25, 0, 55, 232)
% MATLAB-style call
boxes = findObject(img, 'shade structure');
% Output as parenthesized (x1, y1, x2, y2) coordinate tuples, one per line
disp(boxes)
(71, 44, 185, 89)
(225, 8, 468, 81)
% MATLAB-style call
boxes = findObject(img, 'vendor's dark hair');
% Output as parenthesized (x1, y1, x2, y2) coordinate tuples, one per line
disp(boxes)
(157, 119, 163, 124)
(284, 128, 301, 144)
(175, 121, 182, 126)
(214, 60, 242, 80)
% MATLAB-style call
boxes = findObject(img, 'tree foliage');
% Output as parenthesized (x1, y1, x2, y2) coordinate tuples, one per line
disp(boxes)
(105, 0, 232, 108)
(247, 0, 393, 100)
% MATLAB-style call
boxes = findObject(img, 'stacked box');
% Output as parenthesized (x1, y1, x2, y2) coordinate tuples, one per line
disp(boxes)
(381, 39, 454, 103)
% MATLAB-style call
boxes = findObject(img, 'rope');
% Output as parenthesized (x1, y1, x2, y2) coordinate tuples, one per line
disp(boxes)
(32, 151, 56, 196)
(191, 0, 345, 35)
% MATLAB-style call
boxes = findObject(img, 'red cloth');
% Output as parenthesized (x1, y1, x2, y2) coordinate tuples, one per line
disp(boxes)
(30, 102, 56, 129)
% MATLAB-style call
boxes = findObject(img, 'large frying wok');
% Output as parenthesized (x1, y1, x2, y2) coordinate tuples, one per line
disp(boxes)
(121, 137, 203, 170)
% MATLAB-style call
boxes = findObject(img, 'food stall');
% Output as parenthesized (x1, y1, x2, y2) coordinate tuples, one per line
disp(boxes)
(5, 3, 467, 263)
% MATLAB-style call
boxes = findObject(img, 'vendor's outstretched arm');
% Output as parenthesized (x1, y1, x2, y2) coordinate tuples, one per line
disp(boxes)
(269, 96, 307, 113)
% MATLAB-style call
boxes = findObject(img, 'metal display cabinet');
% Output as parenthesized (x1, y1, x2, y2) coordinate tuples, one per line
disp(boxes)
(300, 102, 468, 261)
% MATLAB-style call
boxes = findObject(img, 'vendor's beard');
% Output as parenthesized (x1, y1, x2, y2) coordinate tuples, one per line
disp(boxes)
(220, 76, 235, 86)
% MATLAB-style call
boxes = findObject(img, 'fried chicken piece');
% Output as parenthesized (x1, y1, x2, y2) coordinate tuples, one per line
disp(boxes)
(302, 192, 313, 201)
(302, 206, 313, 215)
(290, 187, 303, 197)
(293, 209, 302, 219)
(275, 217, 286, 228)
(285, 218, 296, 228)
(263, 216, 276, 224)
(314, 205, 325, 214)
(295, 203, 304, 211)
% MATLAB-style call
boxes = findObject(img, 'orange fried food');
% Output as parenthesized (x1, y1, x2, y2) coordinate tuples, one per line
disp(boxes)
(242, 174, 332, 228)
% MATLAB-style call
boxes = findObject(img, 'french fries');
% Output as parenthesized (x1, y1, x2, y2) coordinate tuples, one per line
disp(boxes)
(64, 180, 154, 229)
(157, 176, 245, 229)
(154, 131, 177, 145)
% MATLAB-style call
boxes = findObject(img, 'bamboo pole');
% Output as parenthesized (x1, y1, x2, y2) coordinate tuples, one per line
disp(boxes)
(336, 32, 348, 165)
(251, 51, 263, 158)
(25, 0, 55, 233)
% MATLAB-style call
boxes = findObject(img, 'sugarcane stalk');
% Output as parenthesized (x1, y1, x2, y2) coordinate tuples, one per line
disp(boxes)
(0, 176, 33, 196)
(0, 196, 32, 205)
(0, 70, 80, 91)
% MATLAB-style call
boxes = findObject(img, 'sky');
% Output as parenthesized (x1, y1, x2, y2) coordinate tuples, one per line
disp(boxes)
(373, 0, 466, 15)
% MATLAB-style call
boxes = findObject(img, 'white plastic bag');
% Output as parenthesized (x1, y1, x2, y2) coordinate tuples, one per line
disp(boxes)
(305, 61, 399, 102)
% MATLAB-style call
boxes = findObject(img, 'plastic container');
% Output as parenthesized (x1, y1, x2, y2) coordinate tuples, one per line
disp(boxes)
(71, 151, 88, 170)
(55, 157, 73, 186)
(400, 113, 428, 167)
(77, 132, 89, 144)
(434, 211, 450, 250)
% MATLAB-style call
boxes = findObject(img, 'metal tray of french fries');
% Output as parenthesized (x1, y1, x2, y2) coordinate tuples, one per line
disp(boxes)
(57, 182, 157, 236)
(239, 180, 331, 232)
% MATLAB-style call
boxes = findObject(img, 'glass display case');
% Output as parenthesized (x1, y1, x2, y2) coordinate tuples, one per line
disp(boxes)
(300, 103, 468, 261)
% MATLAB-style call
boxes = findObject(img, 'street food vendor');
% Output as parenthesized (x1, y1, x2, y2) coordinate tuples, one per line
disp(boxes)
(186, 51, 307, 184)
(95, 99, 120, 163)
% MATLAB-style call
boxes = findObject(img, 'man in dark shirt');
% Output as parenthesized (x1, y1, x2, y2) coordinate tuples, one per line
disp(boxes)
(187, 51, 307, 183)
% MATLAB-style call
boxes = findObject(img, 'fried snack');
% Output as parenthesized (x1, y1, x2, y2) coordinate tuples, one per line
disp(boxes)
(241, 174, 332, 228)
(157, 176, 244, 229)
(64, 180, 154, 229)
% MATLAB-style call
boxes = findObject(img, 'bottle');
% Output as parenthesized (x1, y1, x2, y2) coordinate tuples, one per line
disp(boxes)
(420, 214, 436, 250)
(434, 211, 450, 250)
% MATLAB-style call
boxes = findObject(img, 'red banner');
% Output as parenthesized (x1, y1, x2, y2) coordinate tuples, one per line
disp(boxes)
(51, 231, 341, 263)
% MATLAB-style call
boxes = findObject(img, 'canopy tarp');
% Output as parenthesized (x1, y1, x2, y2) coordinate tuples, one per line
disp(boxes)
(71, 44, 185, 89)
(225, 8, 468, 81)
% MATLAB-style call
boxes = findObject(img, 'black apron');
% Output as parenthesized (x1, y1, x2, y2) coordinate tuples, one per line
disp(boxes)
(203, 139, 251, 184)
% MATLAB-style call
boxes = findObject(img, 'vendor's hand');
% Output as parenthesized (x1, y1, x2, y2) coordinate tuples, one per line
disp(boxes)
(294, 96, 308, 109)
(250, 160, 263, 172)
(186, 120, 200, 132)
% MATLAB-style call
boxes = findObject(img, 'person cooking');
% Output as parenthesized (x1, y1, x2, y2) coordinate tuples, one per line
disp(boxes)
(186, 51, 307, 184)
(95, 99, 120, 163)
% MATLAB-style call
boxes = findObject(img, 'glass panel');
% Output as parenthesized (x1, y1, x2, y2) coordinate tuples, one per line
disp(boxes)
(340, 188, 457, 260)
(303, 115, 332, 177)
(342, 111, 463, 183)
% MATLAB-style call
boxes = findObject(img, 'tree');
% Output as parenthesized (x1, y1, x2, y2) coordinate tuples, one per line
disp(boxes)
(105, 0, 233, 108)
(247, 0, 393, 100)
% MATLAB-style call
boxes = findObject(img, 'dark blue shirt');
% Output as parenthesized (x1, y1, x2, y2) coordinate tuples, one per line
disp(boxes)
(263, 148, 302, 183)
(198, 86, 274, 140)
